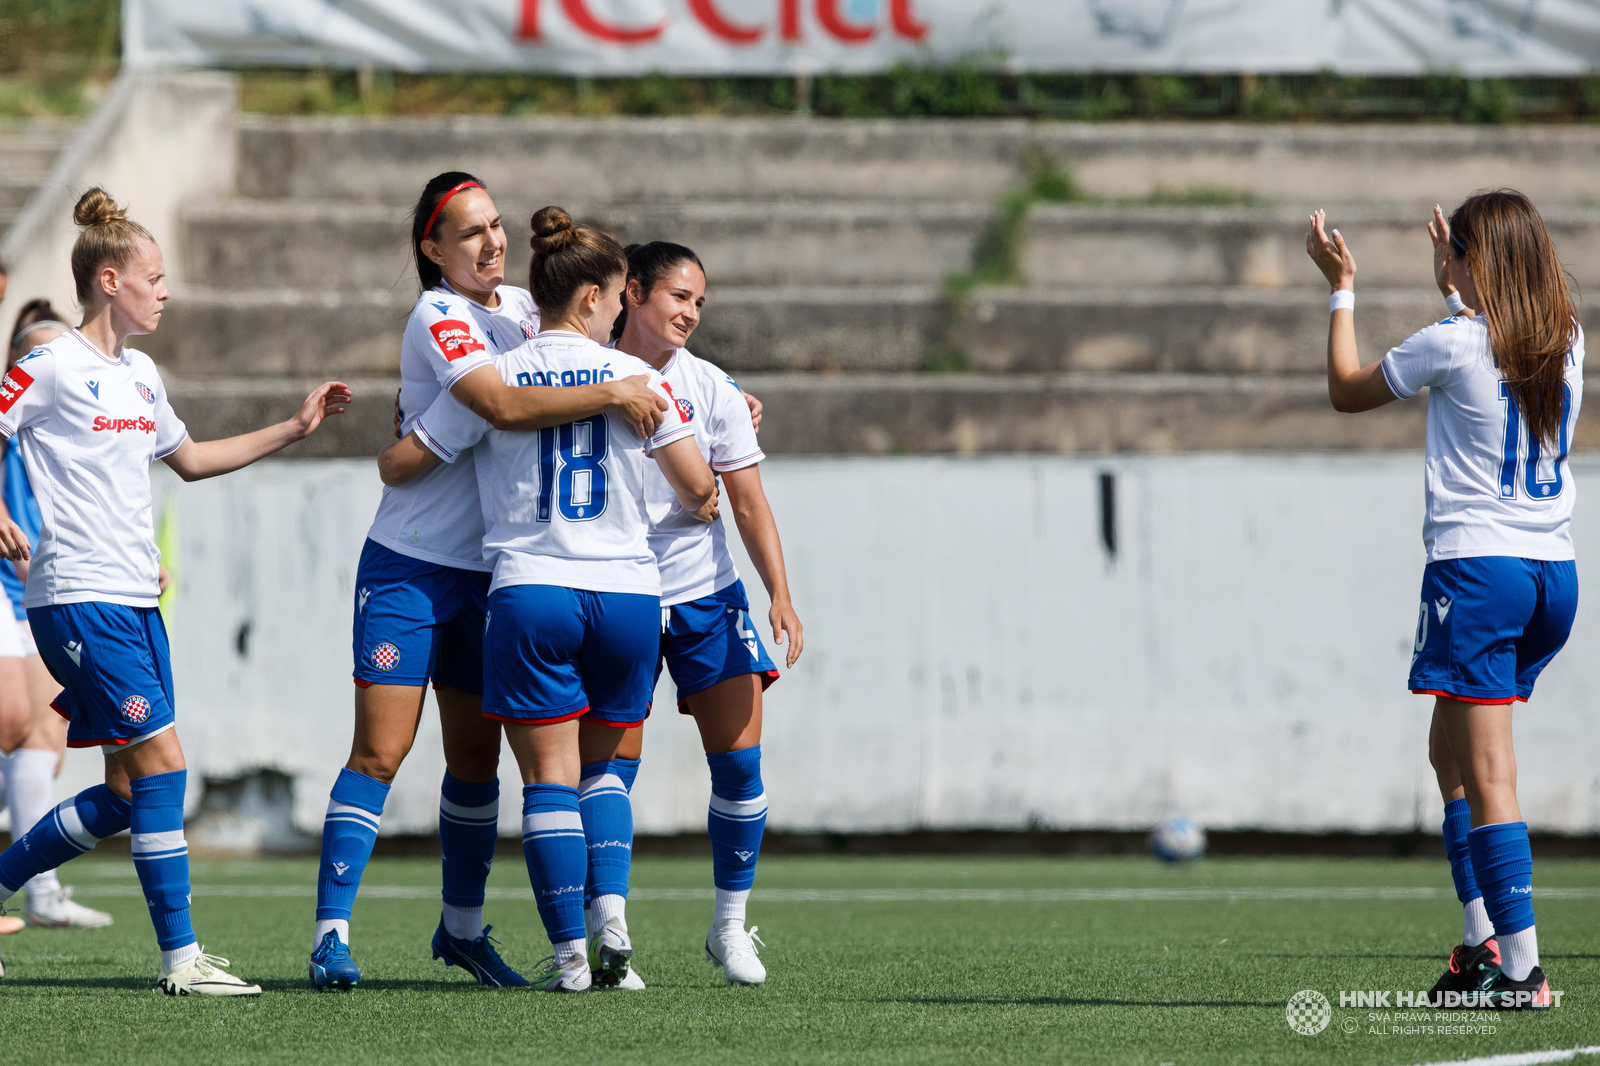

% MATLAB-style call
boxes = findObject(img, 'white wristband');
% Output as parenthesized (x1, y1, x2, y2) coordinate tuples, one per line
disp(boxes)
(1329, 290, 1355, 313)
(1445, 291, 1467, 315)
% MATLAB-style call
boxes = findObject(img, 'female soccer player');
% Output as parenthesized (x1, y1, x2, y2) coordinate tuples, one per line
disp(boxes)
(309, 173, 671, 992)
(0, 187, 353, 996)
(0, 299, 114, 931)
(379, 207, 717, 992)
(592, 242, 803, 987)
(1307, 191, 1578, 1010)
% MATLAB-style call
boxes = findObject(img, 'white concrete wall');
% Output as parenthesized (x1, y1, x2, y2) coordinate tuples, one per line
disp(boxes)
(38, 454, 1600, 837)
(0, 71, 236, 338)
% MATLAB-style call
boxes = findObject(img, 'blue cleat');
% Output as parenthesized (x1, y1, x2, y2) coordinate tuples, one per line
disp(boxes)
(431, 919, 530, 987)
(309, 930, 362, 991)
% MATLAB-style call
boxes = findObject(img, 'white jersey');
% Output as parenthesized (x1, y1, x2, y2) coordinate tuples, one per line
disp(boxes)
(1381, 314, 1584, 562)
(0, 330, 189, 607)
(365, 282, 539, 571)
(416, 331, 695, 596)
(642, 348, 764, 605)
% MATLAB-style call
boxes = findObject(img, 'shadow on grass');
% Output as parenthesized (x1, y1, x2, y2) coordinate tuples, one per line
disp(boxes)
(0, 975, 155, 991)
(260, 977, 488, 993)
(877, 996, 1283, 1008)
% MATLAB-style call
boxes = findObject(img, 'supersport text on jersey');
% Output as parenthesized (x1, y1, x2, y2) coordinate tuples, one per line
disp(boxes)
(0, 331, 187, 608)
(366, 282, 539, 572)
(414, 330, 694, 597)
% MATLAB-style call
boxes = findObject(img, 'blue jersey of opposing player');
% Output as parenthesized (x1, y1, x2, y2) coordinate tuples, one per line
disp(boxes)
(0, 439, 41, 621)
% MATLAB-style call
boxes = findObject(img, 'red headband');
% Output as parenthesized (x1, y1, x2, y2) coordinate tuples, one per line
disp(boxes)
(422, 181, 483, 241)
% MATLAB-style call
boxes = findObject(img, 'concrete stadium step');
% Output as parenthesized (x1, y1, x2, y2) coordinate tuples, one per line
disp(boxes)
(0, 119, 79, 234)
(165, 372, 1449, 458)
(144, 285, 1506, 378)
(235, 116, 1031, 205)
(141, 285, 947, 376)
(237, 117, 1600, 210)
(181, 199, 992, 290)
(1022, 205, 1600, 290)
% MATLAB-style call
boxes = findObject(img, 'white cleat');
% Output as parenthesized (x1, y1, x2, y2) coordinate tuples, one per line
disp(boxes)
(706, 922, 766, 986)
(587, 915, 634, 988)
(26, 886, 114, 929)
(529, 952, 591, 993)
(156, 950, 263, 997)
(615, 965, 646, 990)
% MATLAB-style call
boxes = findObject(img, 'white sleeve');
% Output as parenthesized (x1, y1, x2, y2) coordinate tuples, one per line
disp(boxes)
(151, 376, 189, 459)
(0, 348, 57, 439)
(409, 298, 494, 389)
(413, 388, 489, 463)
(647, 373, 696, 454)
(1379, 322, 1456, 399)
(707, 374, 764, 472)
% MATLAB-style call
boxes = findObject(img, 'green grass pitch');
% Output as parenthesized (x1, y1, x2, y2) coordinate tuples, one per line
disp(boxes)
(4, 854, 1598, 1066)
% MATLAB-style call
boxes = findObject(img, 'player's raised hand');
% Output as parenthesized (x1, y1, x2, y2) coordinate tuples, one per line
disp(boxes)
(611, 375, 668, 439)
(770, 598, 803, 669)
(0, 516, 30, 562)
(744, 390, 763, 433)
(1306, 209, 1356, 291)
(1428, 204, 1458, 300)
(291, 381, 354, 440)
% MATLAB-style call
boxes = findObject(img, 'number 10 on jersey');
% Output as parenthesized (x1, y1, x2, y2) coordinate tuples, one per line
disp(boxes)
(537, 415, 610, 522)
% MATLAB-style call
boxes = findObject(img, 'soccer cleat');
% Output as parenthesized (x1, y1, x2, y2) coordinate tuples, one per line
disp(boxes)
(1428, 938, 1500, 1004)
(615, 965, 646, 990)
(431, 919, 529, 987)
(528, 952, 591, 993)
(25, 886, 114, 929)
(586, 915, 633, 989)
(156, 950, 262, 997)
(705, 922, 766, 986)
(309, 929, 362, 991)
(1483, 965, 1553, 1010)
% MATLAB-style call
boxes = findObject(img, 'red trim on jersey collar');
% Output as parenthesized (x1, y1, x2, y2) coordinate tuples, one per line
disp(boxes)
(69, 329, 125, 367)
(422, 182, 484, 243)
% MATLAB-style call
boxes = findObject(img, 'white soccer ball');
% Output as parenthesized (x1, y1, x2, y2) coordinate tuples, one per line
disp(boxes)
(1150, 817, 1207, 863)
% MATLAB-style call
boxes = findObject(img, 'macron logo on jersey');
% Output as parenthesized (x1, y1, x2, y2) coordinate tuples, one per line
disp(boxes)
(429, 319, 486, 362)
(0, 366, 34, 413)
(93, 416, 157, 434)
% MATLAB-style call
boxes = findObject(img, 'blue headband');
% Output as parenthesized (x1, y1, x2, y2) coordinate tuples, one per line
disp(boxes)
(1451, 229, 1468, 255)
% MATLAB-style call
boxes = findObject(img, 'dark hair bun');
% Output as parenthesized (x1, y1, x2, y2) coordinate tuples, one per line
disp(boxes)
(530, 206, 577, 255)
(73, 187, 126, 228)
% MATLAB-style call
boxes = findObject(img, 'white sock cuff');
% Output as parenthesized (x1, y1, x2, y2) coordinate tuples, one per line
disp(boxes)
(553, 938, 585, 965)
(591, 893, 627, 929)
(313, 918, 350, 948)
(714, 887, 750, 926)
(1499, 925, 1539, 982)
(161, 942, 201, 971)
(1462, 896, 1495, 947)
(441, 903, 484, 941)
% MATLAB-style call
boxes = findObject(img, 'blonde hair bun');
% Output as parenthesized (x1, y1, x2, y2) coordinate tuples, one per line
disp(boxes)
(73, 187, 129, 229)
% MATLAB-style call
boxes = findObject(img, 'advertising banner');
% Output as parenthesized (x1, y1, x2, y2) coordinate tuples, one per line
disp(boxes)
(124, 0, 1600, 77)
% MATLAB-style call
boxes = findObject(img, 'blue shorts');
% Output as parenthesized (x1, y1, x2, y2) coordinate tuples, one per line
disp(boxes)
(352, 539, 489, 694)
(655, 580, 779, 713)
(482, 584, 659, 727)
(28, 602, 176, 749)
(1409, 557, 1578, 705)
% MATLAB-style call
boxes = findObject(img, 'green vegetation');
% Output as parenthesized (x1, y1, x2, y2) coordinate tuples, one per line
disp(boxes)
(8, 854, 1600, 1065)
(0, 0, 120, 116)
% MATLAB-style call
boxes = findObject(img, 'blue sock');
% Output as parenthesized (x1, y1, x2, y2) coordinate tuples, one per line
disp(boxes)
(130, 771, 195, 951)
(706, 746, 766, 892)
(1443, 798, 1481, 903)
(1468, 821, 1535, 936)
(0, 784, 131, 896)
(613, 757, 641, 793)
(316, 768, 389, 934)
(439, 772, 498, 934)
(579, 761, 633, 908)
(521, 784, 586, 944)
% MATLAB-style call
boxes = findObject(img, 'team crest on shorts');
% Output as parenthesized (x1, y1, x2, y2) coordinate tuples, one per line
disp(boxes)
(120, 695, 151, 725)
(370, 642, 400, 671)
(135, 382, 156, 404)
